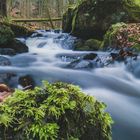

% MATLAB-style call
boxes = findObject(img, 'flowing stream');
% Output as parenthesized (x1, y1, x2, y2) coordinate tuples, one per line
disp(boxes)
(1, 30, 140, 140)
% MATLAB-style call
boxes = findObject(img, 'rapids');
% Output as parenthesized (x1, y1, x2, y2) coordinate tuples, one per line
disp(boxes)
(1, 30, 140, 140)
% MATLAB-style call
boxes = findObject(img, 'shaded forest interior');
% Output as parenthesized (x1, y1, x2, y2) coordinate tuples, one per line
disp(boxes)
(0, 0, 76, 29)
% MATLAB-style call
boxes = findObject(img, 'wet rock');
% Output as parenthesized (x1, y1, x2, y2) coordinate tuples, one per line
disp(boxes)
(0, 39, 28, 54)
(83, 53, 97, 60)
(18, 75, 35, 90)
(0, 56, 11, 65)
(0, 56, 16, 84)
(68, 53, 99, 69)
(31, 32, 43, 38)
(11, 40, 29, 53)
(0, 48, 16, 55)
(68, 59, 92, 69)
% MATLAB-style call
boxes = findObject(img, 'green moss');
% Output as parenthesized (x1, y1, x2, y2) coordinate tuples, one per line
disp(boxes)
(0, 81, 113, 140)
(71, 8, 78, 33)
(101, 23, 127, 48)
(84, 39, 102, 50)
(62, 7, 76, 33)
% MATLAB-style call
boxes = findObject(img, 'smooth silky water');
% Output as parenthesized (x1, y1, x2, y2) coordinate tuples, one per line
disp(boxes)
(1, 30, 140, 140)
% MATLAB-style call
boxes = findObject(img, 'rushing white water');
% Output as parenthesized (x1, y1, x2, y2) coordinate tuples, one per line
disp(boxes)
(1, 30, 140, 140)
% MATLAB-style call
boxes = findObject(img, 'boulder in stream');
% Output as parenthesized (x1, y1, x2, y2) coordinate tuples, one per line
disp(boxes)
(67, 53, 104, 69)
(0, 23, 29, 54)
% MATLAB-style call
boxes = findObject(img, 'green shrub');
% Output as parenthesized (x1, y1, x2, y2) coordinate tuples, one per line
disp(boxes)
(0, 81, 113, 140)
(0, 24, 14, 45)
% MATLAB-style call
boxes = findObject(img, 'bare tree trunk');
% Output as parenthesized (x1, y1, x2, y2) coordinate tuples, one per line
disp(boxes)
(45, 0, 54, 29)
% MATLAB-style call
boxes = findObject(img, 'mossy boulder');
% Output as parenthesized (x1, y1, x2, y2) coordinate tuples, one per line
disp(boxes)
(0, 81, 113, 140)
(84, 39, 102, 50)
(0, 23, 29, 54)
(102, 23, 140, 51)
(74, 39, 102, 51)
(0, 24, 14, 45)
(63, 0, 140, 39)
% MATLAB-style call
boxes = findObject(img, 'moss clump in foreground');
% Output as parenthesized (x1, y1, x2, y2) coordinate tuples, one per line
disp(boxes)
(0, 81, 113, 140)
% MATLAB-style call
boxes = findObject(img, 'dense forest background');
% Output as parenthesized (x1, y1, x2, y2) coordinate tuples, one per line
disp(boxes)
(8, 0, 76, 18)
(0, 0, 77, 29)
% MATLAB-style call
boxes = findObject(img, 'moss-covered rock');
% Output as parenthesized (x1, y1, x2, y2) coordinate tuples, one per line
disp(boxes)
(0, 81, 113, 140)
(74, 38, 102, 51)
(0, 24, 14, 45)
(84, 39, 102, 50)
(102, 23, 140, 51)
(0, 22, 29, 54)
(63, 0, 140, 39)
